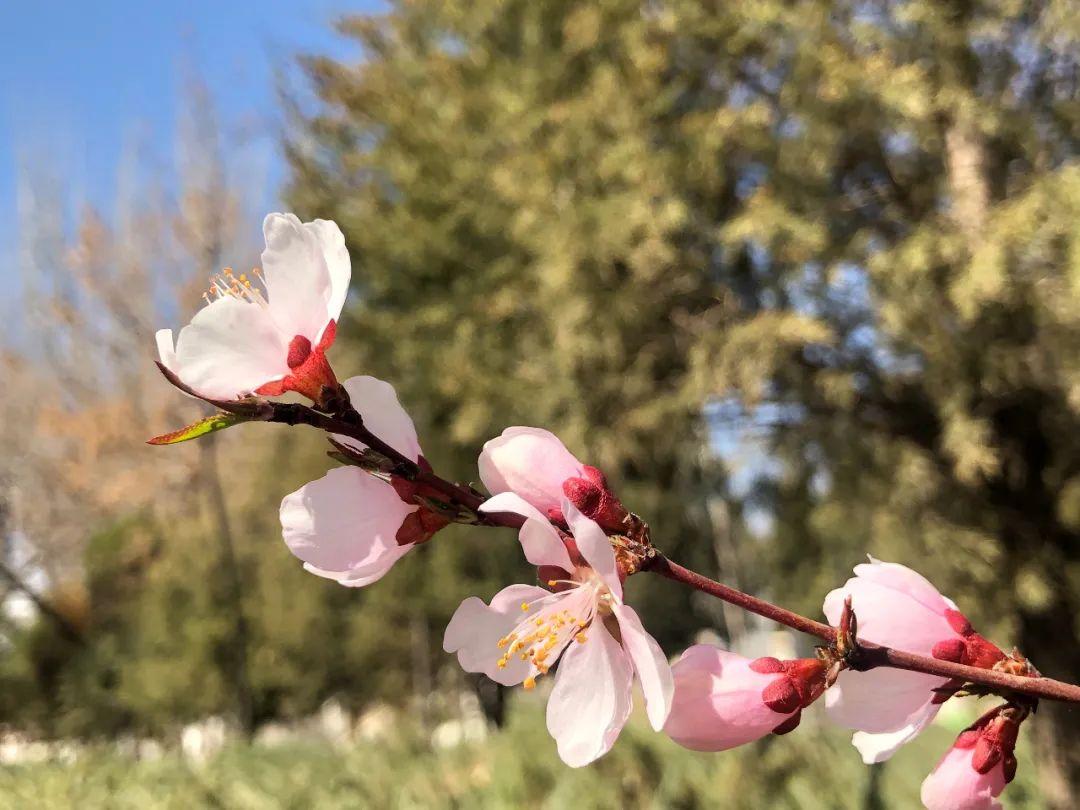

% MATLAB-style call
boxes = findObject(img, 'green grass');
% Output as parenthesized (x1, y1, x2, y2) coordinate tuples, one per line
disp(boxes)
(0, 697, 1045, 809)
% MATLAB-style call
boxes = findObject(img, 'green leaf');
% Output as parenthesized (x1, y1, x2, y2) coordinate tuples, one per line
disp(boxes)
(146, 412, 253, 445)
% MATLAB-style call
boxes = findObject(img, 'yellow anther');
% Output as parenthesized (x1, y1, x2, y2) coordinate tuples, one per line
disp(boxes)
(523, 676, 536, 690)
(547, 580, 558, 587)
(575, 632, 587, 644)
(535, 617, 544, 627)
(521, 602, 530, 612)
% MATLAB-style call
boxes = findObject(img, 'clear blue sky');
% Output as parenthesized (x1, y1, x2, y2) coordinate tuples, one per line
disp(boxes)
(0, 0, 380, 308)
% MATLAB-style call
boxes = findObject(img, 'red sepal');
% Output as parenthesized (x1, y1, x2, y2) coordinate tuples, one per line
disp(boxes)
(751, 656, 828, 721)
(395, 508, 450, 546)
(932, 608, 1007, 669)
(562, 465, 629, 531)
(256, 321, 339, 404)
(771, 710, 802, 735)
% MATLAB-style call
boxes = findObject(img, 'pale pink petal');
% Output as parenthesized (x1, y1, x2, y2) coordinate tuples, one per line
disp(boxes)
(851, 556, 955, 615)
(824, 667, 947, 735)
(302, 543, 413, 588)
(301, 218, 351, 330)
(546, 618, 634, 767)
(335, 376, 422, 462)
(664, 645, 792, 752)
(851, 700, 940, 764)
(822, 559, 959, 754)
(172, 295, 289, 399)
(921, 745, 1007, 810)
(443, 584, 554, 686)
(823, 580, 954, 655)
(480, 493, 573, 571)
(261, 213, 335, 342)
(478, 427, 584, 512)
(279, 467, 415, 575)
(612, 602, 673, 730)
(563, 499, 622, 600)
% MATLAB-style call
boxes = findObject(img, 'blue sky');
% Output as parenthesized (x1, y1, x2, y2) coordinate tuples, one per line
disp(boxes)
(0, 0, 380, 311)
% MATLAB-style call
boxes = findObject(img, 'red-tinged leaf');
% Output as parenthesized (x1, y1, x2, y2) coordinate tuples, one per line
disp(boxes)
(147, 412, 253, 445)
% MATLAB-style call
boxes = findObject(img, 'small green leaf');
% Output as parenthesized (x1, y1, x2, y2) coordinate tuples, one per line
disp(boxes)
(147, 412, 253, 445)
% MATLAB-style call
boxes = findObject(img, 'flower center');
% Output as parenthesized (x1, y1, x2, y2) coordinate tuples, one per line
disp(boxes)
(203, 266, 269, 308)
(497, 583, 600, 689)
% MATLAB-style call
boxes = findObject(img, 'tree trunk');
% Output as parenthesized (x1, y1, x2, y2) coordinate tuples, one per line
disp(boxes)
(200, 436, 255, 738)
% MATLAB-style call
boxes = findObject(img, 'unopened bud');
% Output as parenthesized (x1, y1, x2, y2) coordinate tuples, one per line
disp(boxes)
(562, 465, 629, 531)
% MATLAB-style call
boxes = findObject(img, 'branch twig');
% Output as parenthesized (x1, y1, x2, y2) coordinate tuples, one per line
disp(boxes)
(646, 554, 1080, 705)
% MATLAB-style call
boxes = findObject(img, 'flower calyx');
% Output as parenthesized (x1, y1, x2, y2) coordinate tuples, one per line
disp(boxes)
(931, 609, 1007, 670)
(749, 656, 829, 735)
(562, 466, 629, 532)
(959, 703, 1028, 784)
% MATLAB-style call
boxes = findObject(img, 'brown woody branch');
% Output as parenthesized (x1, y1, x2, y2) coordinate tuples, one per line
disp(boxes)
(646, 555, 1080, 705)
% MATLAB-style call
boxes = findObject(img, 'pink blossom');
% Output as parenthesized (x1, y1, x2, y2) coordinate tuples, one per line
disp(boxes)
(443, 496, 672, 767)
(920, 707, 1020, 810)
(157, 213, 350, 402)
(479, 427, 629, 529)
(664, 645, 826, 752)
(822, 558, 1005, 763)
(279, 376, 445, 586)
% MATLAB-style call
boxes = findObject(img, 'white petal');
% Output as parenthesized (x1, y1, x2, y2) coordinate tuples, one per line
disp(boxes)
(443, 584, 552, 686)
(851, 700, 940, 763)
(172, 295, 289, 399)
(824, 667, 947, 734)
(546, 618, 634, 767)
(613, 602, 673, 730)
(261, 212, 335, 342)
(301, 218, 351, 328)
(155, 328, 177, 370)
(302, 543, 413, 588)
(480, 493, 573, 571)
(336, 376, 423, 462)
(279, 467, 415, 573)
(563, 499, 622, 600)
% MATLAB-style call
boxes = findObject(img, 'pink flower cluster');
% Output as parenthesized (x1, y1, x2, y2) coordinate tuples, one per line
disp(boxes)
(155, 214, 1033, 807)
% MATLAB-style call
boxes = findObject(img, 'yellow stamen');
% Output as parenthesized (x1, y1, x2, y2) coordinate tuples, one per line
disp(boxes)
(523, 676, 536, 690)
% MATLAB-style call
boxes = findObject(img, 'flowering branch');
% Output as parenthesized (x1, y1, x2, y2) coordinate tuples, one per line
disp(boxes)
(149, 213, 1080, 806)
(155, 358, 1080, 706)
(646, 555, 1080, 704)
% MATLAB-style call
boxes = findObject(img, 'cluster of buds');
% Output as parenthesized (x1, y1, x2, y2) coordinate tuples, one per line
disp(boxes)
(151, 214, 1060, 808)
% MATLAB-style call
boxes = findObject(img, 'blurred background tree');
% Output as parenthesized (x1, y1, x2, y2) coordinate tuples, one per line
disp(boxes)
(286, 0, 1080, 806)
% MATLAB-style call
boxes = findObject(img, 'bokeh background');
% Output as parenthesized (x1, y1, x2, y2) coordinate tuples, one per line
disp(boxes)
(1, 1, 1078, 807)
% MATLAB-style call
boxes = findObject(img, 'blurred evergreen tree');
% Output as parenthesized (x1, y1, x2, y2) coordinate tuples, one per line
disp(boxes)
(288, 0, 1080, 803)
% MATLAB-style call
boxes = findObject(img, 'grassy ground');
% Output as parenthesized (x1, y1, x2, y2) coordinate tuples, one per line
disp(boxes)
(0, 697, 1045, 809)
